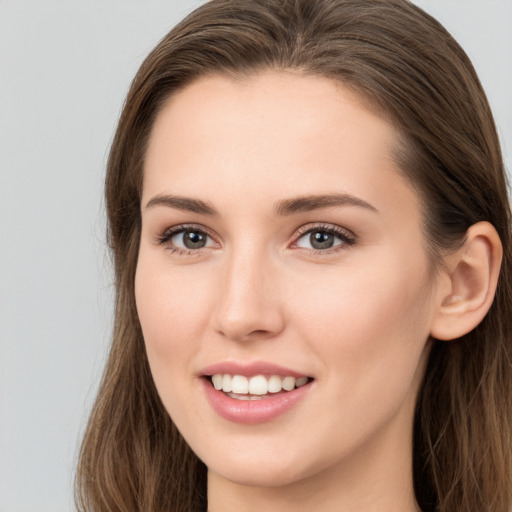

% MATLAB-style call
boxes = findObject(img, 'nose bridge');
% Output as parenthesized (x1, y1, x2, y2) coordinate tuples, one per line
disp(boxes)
(214, 241, 283, 341)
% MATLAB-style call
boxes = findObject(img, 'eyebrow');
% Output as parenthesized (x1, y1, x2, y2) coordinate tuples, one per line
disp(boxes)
(144, 193, 378, 216)
(274, 194, 378, 215)
(145, 194, 219, 216)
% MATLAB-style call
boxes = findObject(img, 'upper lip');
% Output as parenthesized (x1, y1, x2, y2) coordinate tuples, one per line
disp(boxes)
(200, 361, 310, 378)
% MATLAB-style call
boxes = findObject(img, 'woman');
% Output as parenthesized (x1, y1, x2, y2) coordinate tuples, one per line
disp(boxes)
(75, 1, 512, 511)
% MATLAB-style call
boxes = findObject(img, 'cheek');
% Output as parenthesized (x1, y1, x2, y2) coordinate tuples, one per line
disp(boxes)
(288, 255, 433, 396)
(294, 261, 429, 332)
(284, 268, 432, 461)
(134, 254, 214, 376)
(134, 255, 219, 431)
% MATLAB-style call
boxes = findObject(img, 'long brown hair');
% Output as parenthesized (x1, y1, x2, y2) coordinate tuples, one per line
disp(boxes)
(75, 1, 512, 511)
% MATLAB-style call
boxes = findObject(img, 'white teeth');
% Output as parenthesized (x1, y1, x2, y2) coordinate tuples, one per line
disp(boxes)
(282, 376, 296, 391)
(249, 375, 268, 395)
(210, 373, 310, 395)
(267, 375, 282, 393)
(212, 374, 223, 390)
(296, 376, 308, 387)
(231, 375, 249, 394)
(221, 374, 232, 392)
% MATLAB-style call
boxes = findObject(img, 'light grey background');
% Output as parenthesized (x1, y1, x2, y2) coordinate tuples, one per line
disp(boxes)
(0, 1, 510, 511)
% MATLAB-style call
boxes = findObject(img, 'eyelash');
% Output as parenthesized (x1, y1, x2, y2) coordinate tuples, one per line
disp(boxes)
(292, 223, 356, 254)
(156, 223, 217, 256)
(156, 223, 356, 256)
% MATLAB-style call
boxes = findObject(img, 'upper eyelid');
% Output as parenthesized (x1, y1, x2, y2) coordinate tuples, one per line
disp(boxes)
(156, 223, 218, 244)
(293, 222, 356, 239)
(160, 223, 214, 236)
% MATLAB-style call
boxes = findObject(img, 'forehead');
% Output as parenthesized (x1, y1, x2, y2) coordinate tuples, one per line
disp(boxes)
(143, 71, 418, 222)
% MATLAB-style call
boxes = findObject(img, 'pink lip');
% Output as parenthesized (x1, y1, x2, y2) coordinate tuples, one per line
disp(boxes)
(201, 378, 313, 424)
(199, 361, 313, 424)
(200, 361, 308, 378)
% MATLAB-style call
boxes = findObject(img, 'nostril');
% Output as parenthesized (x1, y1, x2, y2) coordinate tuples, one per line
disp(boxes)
(216, 327, 278, 343)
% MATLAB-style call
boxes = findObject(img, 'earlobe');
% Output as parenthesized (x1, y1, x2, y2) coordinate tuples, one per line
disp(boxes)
(430, 221, 503, 341)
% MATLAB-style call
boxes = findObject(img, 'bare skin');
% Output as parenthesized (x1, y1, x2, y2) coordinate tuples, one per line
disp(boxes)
(135, 71, 501, 511)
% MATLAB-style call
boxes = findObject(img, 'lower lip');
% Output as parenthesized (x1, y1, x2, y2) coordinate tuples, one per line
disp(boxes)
(202, 378, 312, 424)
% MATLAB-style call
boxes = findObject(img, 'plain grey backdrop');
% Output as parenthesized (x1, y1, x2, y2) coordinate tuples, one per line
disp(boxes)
(0, 1, 510, 511)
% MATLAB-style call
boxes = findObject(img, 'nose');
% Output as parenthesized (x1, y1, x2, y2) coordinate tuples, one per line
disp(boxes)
(213, 248, 285, 342)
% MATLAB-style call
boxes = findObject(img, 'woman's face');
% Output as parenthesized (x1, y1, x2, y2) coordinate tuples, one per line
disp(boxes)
(136, 72, 445, 491)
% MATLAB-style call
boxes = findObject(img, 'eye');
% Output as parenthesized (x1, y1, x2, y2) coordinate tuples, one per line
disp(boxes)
(157, 225, 216, 253)
(293, 225, 355, 252)
(175, 229, 210, 249)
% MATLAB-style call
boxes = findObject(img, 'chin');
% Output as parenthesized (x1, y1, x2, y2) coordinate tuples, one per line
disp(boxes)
(209, 462, 309, 488)
(202, 443, 328, 490)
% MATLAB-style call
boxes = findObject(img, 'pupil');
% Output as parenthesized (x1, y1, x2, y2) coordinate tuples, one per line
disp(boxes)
(310, 231, 334, 249)
(184, 230, 206, 249)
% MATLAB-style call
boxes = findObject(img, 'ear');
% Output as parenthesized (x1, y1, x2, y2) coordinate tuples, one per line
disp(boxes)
(430, 221, 503, 341)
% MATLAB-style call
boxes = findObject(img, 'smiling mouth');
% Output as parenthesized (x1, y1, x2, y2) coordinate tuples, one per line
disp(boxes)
(208, 374, 312, 400)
